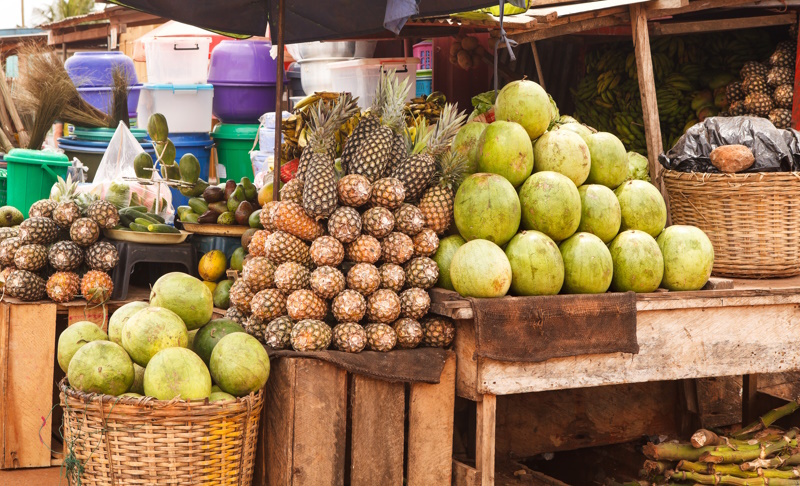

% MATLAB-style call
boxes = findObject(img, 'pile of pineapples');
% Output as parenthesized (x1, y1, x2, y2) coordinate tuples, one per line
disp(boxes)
(726, 41, 796, 128)
(222, 71, 464, 353)
(0, 177, 120, 303)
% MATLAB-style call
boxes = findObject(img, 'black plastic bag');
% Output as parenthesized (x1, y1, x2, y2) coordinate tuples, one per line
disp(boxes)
(659, 116, 800, 172)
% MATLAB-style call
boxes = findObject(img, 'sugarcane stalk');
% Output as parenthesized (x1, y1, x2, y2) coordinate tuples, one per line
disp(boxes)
(669, 470, 800, 485)
(645, 442, 768, 462)
(742, 454, 800, 471)
(643, 460, 672, 475)
(735, 400, 800, 440)
(678, 460, 760, 478)
(701, 429, 798, 464)
(693, 429, 724, 448)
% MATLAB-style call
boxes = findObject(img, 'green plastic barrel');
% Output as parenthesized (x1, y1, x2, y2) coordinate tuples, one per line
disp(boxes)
(5, 149, 70, 217)
(212, 123, 258, 182)
(0, 168, 7, 206)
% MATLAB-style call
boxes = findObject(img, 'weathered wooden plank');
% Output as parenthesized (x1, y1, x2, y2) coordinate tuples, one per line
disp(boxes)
(0, 303, 57, 469)
(476, 394, 496, 486)
(495, 382, 680, 457)
(455, 319, 481, 401)
(652, 13, 796, 36)
(510, 14, 628, 44)
(407, 353, 456, 486)
(261, 356, 295, 486)
(743, 374, 759, 425)
(67, 305, 107, 330)
(646, 0, 687, 10)
(350, 375, 405, 486)
(476, 303, 800, 394)
(703, 277, 734, 290)
(453, 460, 479, 486)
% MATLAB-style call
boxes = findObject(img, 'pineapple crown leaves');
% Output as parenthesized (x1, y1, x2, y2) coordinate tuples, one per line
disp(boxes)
(434, 149, 468, 191)
(425, 103, 467, 156)
(380, 69, 412, 134)
(406, 116, 432, 156)
(307, 93, 360, 154)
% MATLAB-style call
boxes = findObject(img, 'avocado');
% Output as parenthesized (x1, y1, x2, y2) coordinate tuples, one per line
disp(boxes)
(160, 162, 180, 181)
(198, 209, 220, 224)
(249, 209, 263, 229)
(179, 179, 209, 198)
(241, 228, 257, 251)
(224, 180, 237, 200)
(133, 152, 154, 179)
(226, 195, 241, 213)
(209, 201, 228, 214)
(202, 186, 225, 204)
(234, 201, 254, 226)
(179, 153, 201, 183)
(0, 206, 23, 227)
(230, 247, 246, 271)
(240, 177, 258, 202)
(217, 211, 236, 225)
(147, 113, 169, 142)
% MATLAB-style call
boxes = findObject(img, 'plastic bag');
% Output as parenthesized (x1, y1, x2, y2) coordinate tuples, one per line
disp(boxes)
(659, 116, 800, 173)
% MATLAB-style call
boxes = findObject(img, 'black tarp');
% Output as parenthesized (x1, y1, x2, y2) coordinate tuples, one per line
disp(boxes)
(111, 0, 500, 43)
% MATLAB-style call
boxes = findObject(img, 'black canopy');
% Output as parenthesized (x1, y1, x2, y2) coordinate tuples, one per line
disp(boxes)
(111, 0, 500, 43)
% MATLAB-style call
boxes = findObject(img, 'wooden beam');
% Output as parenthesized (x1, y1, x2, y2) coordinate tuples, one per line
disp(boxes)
(743, 374, 759, 425)
(651, 0, 784, 18)
(48, 25, 110, 46)
(651, 13, 797, 36)
(630, 3, 667, 204)
(646, 0, 687, 10)
(510, 14, 628, 44)
(453, 460, 479, 486)
(476, 395, 496, 486)
(793, 14, 800, 130)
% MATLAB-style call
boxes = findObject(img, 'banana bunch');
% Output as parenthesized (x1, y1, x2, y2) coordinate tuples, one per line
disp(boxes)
(281, 92, 361, 163)
(404, 91, 446, 127)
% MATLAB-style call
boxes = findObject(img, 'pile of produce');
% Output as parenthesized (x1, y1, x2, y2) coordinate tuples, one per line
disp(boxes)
(443, 79, 714, 297)
(616, 400, 800, 485)
(447, 34, 487, 71)
(573, 29, 793, 154)
(404, 92, 447, 127)
(221, 71, 459, 353)
(0, 177, 121, 303)
(57, 272, 269, 401)
(176, 177, 263, 228)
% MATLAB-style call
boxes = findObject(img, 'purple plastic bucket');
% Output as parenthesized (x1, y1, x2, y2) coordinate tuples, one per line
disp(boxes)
(78, 85, 141, 119)
(208, 40, 277, 85)
(65, 52, 138, 88)
(211, 83, 276, 124)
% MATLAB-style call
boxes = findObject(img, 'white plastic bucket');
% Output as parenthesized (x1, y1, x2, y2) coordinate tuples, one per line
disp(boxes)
(144, 37, 211, 85)
(137, 84, 214, 133)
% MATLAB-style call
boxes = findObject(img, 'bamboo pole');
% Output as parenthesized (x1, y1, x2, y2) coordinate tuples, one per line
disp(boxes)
(272, 0, 285, 203)
(0, 68, 28, 147)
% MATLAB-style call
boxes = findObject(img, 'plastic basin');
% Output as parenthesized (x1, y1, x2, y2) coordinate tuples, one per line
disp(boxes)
(208, 40, 277, 85)
(77, 85, 141, 119)
(57, 137, 156, 183)
(5, 149, 71, 217)
(211, 124, 258, 182)
(65, 52, 138, 88)
(212, 83, 276, 124)
(156, 133, 214, 207)
(137, 84, 214, 134)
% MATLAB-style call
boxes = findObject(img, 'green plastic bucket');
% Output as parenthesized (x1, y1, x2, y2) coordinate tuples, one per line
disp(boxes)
(212, 123, 258, 182)
(5, 149, 70, 217)
(0, 168, 7, 206)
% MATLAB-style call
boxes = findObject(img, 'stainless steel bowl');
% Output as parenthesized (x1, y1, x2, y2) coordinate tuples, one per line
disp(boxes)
(287, 41, 377, 61)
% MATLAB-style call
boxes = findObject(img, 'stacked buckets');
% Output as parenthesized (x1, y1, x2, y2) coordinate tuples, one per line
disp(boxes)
(64, 52, 141, 121)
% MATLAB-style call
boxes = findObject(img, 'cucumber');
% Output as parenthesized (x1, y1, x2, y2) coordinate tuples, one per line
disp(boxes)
(124, 209, 159, 224)
(113, 225, 129, 231)
(146, 212, 166, 223)
(126, 206, 148, 213)
(176, 206, 193, 219)
(182, 212, 200, 224)
(119, 213, 134, 227)
(129, 223, 150, 232)
(135, 217, 157, 227)
(147, 224, 181, 234)
(188, 197, 209, 215)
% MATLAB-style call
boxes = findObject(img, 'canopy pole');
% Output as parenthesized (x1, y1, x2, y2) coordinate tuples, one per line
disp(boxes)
(273, 0, 286, 202)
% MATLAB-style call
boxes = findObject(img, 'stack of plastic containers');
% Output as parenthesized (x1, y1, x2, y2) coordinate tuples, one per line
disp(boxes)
(413, 41, 433, 97)
(138, 37, 214, 206)
(64, 52, 141, 122)
(57, 127, 155, 182)
(208, 40, 279, 182)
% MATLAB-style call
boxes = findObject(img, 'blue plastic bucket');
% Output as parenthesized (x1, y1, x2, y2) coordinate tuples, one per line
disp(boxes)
(57, 137, 156, 182)
(155, 133, 214, 207)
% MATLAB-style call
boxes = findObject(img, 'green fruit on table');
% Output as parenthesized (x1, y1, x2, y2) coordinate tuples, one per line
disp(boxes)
(609, 230, 663, 293)
(193, 318, 245, 365)
(179, 179, 209, 198)
(249, 209, 264, 229)
(505, 230, 564, 296)
(156, 139, 176, 166)
(182, 212, 199, 224)
(494, 79, 552, 140)
(144, 347, 211, 401)
(476, 120, 534, 187)
(57, 321, 109, 373)
(179, 153, 201, 183)
(108, 301, 149, 346)
(121, 306, 189, 366)
(149, 272, 214, 330)
(450, 239, 512, 298)
(133, 152, 154, 179)
(432, 235, 466, 291)
(208, 201, 228, 214)
(577, 184, 621, 244)
(615, 180, 667, 238)
(198, 250, 227, 282)
(217, 211, 236, 225)
(518, 171, 581, 242)
(241, 177, 258, 202)
(230, 247, 246, 271)
(559, 232, 613, 294)
(0, 206, 24, 227)
(213, 279, 234, 309)
(176, 205, 194, 220)
(454, 173, 520, 246)
(147, 113, 169, 142)
(68, 341, 134, 396)
(657, 225, 714, 291)
(209, 333, 270, 397)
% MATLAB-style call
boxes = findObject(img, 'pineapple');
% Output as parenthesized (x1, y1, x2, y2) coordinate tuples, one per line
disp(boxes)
(337, 174, 372, 207)
(81, 270, 113, 304)
(290, 319, 332, 351)
(229, 280, 256, 315)
(413, 228, 439, 257)
(85, 241, 119, 272)
(381, 232, 414, 264)
(774, 84, 793, 109)
(0, 227, 19, 243)
(361, 207, 395, 238)
(742, 75, 769, 95)
(767, 67, 793, 88)
(225, 306, 247, 325)
(248, 230, 271, 257)
(46, 271, 80, 303)
(341, 75, 385, 173)
(364, 323, 397, 352)
(19, 217, 58, 245)
(70, 218, 100, 247)
(729, 101, 747, 117)
(260, 201, 279, 231)
(393, 318, 423, 349)
(379, 263, 405, 292)
(744, 93, 774, 117)
(332, 289, 367, 323)
(769, 108, 792, 129)
(333, 323, 367, 353)
(48, 241, 84, 272)
(345, 235, 382, 264)
(310, 266, 346, 300)
(369, 178, 405, 210)
(400, 287, 431, 320)
(273, 201, 324, 242)
(242, 256, 277, 292)
(14, 244, 48, 272)
(740, 61, 768, 79)
(265, 316, 294, 350)
(421, 316, 455, 347)
(274, 262, 311, 292)
(419, 149, 466, 234)
(310, 236, 345, 267)
(386, 133, 408, 179)
(0, 238, 21, 266)
(250, 288, 287, 321)
(770, 48, 795, 68)
(346, 263, 381, 296)
(405, 257, 439, 289)
(366, 289, 401, 323)
(280, 177, 305, 205)
(244, 315, 269, 342)
(0, 266, 15, 289)
(725, 82, 745, 103)
(29, 199, 57, 218)
(87, 200, 120, 229)
(53, 202, 81, 228)
(265, 231, 313, 267)
(348, 70, 410, 182)
(392, 104, 466, 201)
(303, 94, 360, 219)
(286, 289, 328, 320)
(328, 206, 362, 243)
(5, 270, 46, 301)
(393, 204, 425, 236)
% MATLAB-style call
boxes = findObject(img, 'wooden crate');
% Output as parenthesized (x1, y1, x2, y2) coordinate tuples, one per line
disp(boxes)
(255, 353, 456, 486)
(0, 288, 149, 469)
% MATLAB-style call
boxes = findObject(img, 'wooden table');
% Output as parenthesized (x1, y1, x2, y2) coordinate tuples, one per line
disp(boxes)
(431, 278, 800, 486)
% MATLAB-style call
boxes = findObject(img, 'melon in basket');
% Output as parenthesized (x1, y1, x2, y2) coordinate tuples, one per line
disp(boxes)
(57, 321, 108, 373)
(67, 341, 134, 396)
(150, 272, 214, 330)
(210, 333, 270, 397)
(108, 301, 149, 346)
(144, 347, 212, 401)
(121, 306, 188, 367)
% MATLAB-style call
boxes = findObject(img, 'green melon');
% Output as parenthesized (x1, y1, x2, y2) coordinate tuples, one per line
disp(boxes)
(577, 184, 621, 243)
(144, 347, 212, 401)
(657, 225, 714, 291)
(108, 301, 149, 346)
(476, 121, 534, 187)
(585, 132, 628, 189)
(121, 306, 188, 367)
(193, 319, 246, 365)
(432, 235, 466, 291)
(559, 232, 613, 294)
(209, 333, 270, 397)
(67, 341, 134, 396)
(452, 122, 488, 175)
(454, 173, 520, 246)
(533, 129, 591, 186)
(494, 80, 552, 140)
(609, 230, 664, 293)
(150, 272, 214, 330)
(504, 231, 564, 296)
(57, 321, 108, 373)
(614, 180, 667, 238)
(450, 239, 512, 298)
(518, 171, 581, 242)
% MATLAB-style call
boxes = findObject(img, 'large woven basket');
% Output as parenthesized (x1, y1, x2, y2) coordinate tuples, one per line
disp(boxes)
(662, 169, 800, 278)
(59, 378, 263, 486)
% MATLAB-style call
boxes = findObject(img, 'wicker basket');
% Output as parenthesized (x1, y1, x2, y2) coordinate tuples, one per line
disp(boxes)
(59, 378, 263, 486)
(662, 169, 800, 278)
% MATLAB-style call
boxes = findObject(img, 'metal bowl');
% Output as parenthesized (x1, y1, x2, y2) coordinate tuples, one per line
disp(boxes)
(287, 41, 377, 61)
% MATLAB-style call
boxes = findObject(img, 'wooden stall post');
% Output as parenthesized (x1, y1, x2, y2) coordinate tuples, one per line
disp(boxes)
(630, 4, 667, 204)
(476, 394, 497, 486)
(792, 14, 800, 130)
